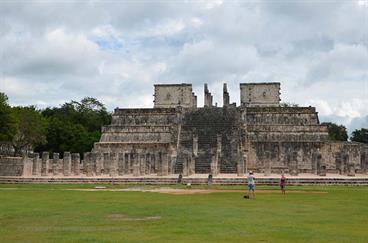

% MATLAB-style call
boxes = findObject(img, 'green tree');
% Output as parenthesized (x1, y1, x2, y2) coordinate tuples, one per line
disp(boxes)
(11, 106, 48, 156)
(0, 93, 16, 141)
(351, 128, 368, 144)
(36, 97, 111, 155)
(321, 122, 348, 141)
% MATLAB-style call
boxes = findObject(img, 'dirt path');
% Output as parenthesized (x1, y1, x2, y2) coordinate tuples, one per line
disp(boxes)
(66, 188, 328, 195)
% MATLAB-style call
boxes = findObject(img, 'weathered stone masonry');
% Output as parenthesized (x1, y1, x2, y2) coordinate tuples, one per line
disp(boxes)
(90, 82, 368, 176)
(1, 82, 367, 177)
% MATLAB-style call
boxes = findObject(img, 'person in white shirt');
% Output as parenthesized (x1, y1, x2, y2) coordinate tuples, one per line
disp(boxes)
(246, 171, 256, 199)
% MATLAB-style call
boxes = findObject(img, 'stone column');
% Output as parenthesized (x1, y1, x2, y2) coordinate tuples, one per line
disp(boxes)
(153, 153, 159, 174)
(161, 153, 169, 176)
(82, 152, 88, 176)
(132, 153, 140, 176)
(145, 153, 151, 175)
(264, 159, 271, 176)
(124, 153, 130, 174)
(312, 152, 318, 174)
(189, 155, 195, 175)
(360, 152, 367, 174)
(216, 135, 222, 175)
(335, 153, 342, 174)
(109, 152, 118, 177)
(103, 153, 110, 175)
(343, 154, 349, 175)
(347, 163, 355, 176)
(223, 83, 230, 107)
(183, 155, 188, 176)
(79, 159, 84, 173)
(52, 153, 59, 175)
(22, 153, 33, 177)
(41, 152, 49, 176)
(156, 152, 162, 176)
(118, 153, 124, 176)
(193, 135, 198, 157)
(63, 152, 71, 176)
(243, 153, 248, 174)
(364, 152, 368, 174)
(169, 155, 176, 175)
(316, 153, 326, 176)
(95, 153, 103, 176)
(84, 152, 94, 177)
(211, 154, 219, 176)
(71, 153, 80, 176)
(318, 165, 327, 176)
(290, 159, 298, 176)
(91, 152, 98, 176)
(237, 155, 245, 176)
(139, 153, 145, 175)
(204, 83, 213, 107)
(216, 135, 222, 152)
(32, 153, 41, 176)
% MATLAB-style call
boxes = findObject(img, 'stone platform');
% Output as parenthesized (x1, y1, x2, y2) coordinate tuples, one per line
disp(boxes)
(1, 174, 368, 185)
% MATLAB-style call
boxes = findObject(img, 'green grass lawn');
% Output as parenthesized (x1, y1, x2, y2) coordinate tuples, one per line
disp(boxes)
(0, 184, 367, 243)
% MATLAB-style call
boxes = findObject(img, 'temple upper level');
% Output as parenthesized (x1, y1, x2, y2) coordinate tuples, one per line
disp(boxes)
(153, 82, 281, 108)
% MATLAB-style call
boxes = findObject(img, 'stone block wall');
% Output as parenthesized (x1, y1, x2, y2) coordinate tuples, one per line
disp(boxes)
(247, 141, 324, 173)
(240, 82, 280, 107)
(153, 84, 196, 108)
(321, 142, 366, 175)
(0, 157, 24, 176)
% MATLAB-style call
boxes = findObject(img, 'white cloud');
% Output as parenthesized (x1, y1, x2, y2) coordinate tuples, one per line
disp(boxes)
(309, 99, 333, 116)
(146, 19, 186, 37)
(0, 0, 367, 132)
(309, 98, 368, 133)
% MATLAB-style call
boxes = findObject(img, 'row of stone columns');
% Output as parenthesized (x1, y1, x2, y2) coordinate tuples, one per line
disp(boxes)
(259, 150, 357, 177)
(182, 151, 195, 176)
(82, 151, 172, 177)
(23, 152, 81, 177)
(336, 153, 356, 176)
(22, 150, 174, 177)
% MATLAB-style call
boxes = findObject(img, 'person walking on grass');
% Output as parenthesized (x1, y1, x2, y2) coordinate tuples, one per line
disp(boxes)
(280, 173, 286, 195)
(246, 171, 256, 199)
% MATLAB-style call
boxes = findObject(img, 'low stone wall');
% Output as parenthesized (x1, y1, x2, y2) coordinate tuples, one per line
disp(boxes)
(0, 157, 24, 176)
(1, 176, 368, 185)
(1, 145, 367, 178)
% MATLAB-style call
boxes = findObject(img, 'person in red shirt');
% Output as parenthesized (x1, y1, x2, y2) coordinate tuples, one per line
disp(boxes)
(280, 174, 286, 195)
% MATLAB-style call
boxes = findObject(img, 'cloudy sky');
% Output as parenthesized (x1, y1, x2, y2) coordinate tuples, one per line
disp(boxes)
(0, 0, 367, 133)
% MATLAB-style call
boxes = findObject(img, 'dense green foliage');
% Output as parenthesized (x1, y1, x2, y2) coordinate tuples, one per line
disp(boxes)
(0, 184, 367, 242)
(321, 122, 348, 141)
(350, 128, 368, 144)
(0, 93, 111, 155)
(0, 93, 16, 141)
(35, 97, 111, 154)
(11, 106, 48, 155)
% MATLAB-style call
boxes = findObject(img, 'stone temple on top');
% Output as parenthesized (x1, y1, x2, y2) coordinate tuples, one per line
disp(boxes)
(88, 82, 368, 177)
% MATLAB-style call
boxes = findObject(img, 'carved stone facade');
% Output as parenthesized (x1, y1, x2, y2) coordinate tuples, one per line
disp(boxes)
(89, 82, 367, 176)
(1, 82, 367, 177)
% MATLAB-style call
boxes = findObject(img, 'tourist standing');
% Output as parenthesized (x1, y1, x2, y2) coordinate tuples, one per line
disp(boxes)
(280, 174, 286, 194)
(246, 171, 256, 199)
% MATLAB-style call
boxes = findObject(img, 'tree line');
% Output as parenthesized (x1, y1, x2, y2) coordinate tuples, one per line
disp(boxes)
(0, 92, 367, 157)
(321, 122, 367, 143)
(0, 92, 111, 156)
